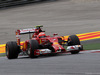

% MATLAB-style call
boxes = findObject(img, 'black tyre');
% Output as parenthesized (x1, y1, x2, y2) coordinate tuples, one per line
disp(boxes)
(68, 35, 80, 46)
(6, 41, 19, 59)
(68, 35, 80, 54)
(27, 40, 39, 58)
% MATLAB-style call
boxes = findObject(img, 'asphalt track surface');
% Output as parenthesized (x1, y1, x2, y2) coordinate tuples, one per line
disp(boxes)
(0, 51, 100, 75)
(0, 0, 100, 75)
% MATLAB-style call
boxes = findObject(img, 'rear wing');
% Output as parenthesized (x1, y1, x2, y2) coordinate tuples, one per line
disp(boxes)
(15, 28, 36, 45)
(16, 28, 36, 35)
(15, 25, 43, 45)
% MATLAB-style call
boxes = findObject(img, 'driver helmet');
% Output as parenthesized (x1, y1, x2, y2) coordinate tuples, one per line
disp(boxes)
(38, 32, 46, 38)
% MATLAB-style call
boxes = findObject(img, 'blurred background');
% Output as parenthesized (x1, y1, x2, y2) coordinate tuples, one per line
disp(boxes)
(0, 0, 56, 8)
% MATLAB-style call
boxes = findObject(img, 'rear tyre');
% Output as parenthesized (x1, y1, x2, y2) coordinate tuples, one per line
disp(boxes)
(6, 41, 19, 59)
(68, 35, 80, 54)
(27, 40, 39, 58)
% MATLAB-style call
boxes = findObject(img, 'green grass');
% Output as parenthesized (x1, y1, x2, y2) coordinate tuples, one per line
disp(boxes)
(83, 43, 100, 50)
(0, 53, 6, 57)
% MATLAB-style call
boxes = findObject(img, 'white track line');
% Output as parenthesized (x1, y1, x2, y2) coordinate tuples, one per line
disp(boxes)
(80, 50, 100, 53)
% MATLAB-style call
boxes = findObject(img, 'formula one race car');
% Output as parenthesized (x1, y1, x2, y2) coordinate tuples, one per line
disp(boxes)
(6, 25, 83, 59)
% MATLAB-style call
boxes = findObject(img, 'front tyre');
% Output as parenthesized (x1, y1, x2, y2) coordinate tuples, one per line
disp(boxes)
(27, 40, 39, 58)
(68, 35, 81, 54)
(68, 35, 80, 46)
(6, 41, 19, 59)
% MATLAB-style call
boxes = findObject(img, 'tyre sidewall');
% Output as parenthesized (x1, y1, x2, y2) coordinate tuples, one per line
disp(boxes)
(6, 41, 19, 59)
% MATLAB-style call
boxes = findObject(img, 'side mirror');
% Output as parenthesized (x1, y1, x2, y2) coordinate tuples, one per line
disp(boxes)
(53, 33, 58, 36)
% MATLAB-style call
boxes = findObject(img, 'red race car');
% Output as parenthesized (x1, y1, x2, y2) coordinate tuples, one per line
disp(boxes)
(6, 25, 83, 59)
